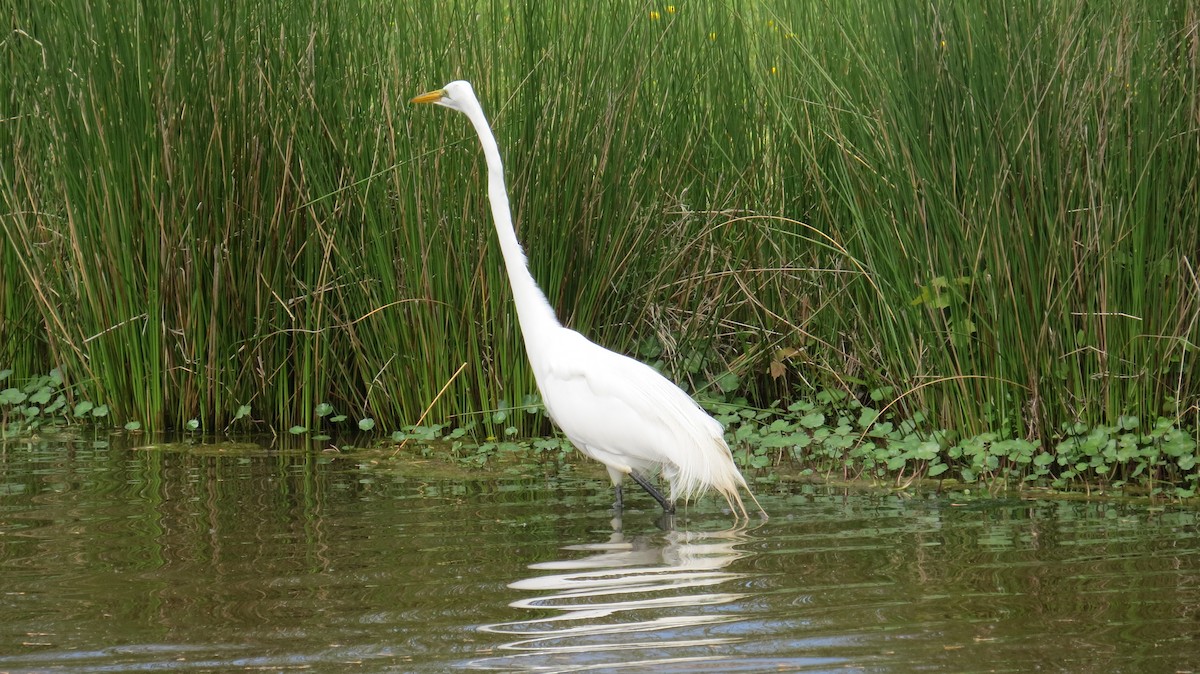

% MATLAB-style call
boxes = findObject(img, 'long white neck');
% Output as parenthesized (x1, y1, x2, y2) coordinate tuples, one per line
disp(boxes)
(460, 101, 562, 349)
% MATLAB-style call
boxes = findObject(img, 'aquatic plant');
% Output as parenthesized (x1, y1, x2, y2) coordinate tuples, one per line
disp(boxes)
(1, 1, 1196, 486)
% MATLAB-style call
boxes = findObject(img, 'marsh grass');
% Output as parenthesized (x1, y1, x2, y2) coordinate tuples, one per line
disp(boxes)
(2, 1, 1197, 459)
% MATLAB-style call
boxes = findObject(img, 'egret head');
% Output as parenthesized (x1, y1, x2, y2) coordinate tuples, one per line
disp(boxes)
(410, 80, 476, 113)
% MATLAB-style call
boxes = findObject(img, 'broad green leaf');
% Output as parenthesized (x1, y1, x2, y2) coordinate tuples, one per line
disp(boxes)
(714, 371, 740, 393)
(857, 408, 880, 427)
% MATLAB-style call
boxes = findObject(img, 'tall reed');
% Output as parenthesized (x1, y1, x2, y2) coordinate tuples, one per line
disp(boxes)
(2, 1, 1196, 443)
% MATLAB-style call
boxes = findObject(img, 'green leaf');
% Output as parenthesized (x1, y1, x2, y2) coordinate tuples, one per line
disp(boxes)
(522, 393, 542, 413)
(30, 386, 53, 405)
(787, 400, 814, 413)
(734, 424, 756, 442)
(928, 462, 949, 477)
(46, 394, 66, 413)
(358, 417, 376, 431)
(867, 421, 895, 438)
(869, 386, 894, 402)
(73, 400, 94, 417)
(289, 425, 307, 435)
(1, 388, 27, 405)
(800, 412, 825, 429)
(0, 369, 12, 381)
(92, 404, 109, 418)
(22, 376, 48, 394)
(767, 419, 794, 433)
(234, 404, 252, 420)
(124, 421, 142, 431)
(910, 444, 936, 461)
(714, 371, 740, 393)
(1117, 415, 1139, 431)
(911, 276, 955, 309)
(329, 415, 347, 423)
(857, 408, 880, 427)
(185, 418, 200, 431)
(316, 403, 334, 417)
(758, 434, 797, 449)
(950, 318, 977, 350)
(637, 335, 662, 359)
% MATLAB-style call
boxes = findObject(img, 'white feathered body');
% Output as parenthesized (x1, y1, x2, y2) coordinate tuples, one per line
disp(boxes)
(529, 326, 749, 509)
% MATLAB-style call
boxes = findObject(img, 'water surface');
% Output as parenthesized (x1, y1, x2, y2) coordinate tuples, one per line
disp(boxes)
(1, 435, 1197, 672)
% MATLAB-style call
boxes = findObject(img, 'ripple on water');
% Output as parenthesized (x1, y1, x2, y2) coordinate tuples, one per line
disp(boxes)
(468, 516, 855, 672)
(1, 443, 1199, 673)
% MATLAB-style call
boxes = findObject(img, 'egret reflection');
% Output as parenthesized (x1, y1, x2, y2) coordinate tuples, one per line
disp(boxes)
(471, 516, 757, 671)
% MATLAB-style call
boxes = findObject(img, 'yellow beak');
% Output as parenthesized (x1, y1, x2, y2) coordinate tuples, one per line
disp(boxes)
(410, 89, 446, 104)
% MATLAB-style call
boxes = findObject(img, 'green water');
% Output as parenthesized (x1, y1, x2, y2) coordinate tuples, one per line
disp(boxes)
(0, 435, 1197, 673)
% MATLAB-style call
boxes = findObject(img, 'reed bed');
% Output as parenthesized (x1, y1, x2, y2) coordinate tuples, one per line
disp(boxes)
(2, 1, 1197, 446)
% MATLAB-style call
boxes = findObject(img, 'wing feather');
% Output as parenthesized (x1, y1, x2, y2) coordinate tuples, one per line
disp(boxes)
(532, 328, 749, 509)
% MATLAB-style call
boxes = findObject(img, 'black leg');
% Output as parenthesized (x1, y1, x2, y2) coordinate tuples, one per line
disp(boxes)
(613, 483, 623, 510)
(654, 511, 677, 531)
(629, 471, 676, 514)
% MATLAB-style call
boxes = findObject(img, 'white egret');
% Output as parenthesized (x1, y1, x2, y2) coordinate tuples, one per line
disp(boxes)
(412, 81, 764, 519)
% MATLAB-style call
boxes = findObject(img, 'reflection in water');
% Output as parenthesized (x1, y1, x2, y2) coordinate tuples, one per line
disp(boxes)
(473, 517, 759, 671)
(3, 439, 1200, 673)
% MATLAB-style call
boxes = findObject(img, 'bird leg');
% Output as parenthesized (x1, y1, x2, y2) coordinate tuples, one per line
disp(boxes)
(629, 471, 676, 514)
(655, 511, 677, 531)
(613, 483, 623, 511)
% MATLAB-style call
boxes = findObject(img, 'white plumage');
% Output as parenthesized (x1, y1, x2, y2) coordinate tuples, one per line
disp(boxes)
(412, 80, 764, 519)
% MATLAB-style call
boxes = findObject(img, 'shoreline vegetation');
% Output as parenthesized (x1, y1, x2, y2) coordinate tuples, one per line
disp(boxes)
(2, 3, 1198, 496)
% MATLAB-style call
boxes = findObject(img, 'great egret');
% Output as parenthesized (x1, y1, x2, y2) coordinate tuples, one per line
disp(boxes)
(412, 80, 764, 519)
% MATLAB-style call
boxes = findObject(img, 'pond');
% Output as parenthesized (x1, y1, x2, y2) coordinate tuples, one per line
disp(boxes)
(0, 434, 1197, 672)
